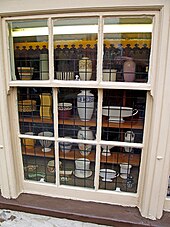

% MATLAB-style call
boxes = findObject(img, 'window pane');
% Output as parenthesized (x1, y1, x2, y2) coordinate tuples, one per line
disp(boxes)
(103, 17, 152, 82)
(102, 89, 146, 143)
(8, 19, 49, 80)
(18, 87, 54, 135)
(53, 17, 98, 81)
(58, 88, 97, 139)
(59, 142, 96, 188)
(22, 139, 55, 184)
(99, 146, 141, 193)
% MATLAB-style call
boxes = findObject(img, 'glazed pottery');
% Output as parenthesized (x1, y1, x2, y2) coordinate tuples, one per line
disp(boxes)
(101, 144, 114, 156)
(124, 131, 135, 152)
(77, 90, 94, 121)
(102, 106, 138, 122)
(23, 132, 35, 149)
(74, 158, 92, 178)
(17, 67, 34, 80)
(58, 102, 72, 119)
(59, 137, 72, 153)
(99, 169, 118, 182)
(79, 57, 92, 81)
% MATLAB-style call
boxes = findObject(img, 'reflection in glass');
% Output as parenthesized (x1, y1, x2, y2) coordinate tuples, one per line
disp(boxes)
(103, 17, 152, 82)
(53, 17, 98, 81)
(22, 139, 55, 184)
(8, 19, 49, 80)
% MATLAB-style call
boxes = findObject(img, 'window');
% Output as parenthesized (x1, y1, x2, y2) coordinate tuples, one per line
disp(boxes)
(6, 12, 153, 198)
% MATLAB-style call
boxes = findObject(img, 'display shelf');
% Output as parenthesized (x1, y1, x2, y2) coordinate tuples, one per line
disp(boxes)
(19, 116, 143, 129)
(22, 147, 140, 166)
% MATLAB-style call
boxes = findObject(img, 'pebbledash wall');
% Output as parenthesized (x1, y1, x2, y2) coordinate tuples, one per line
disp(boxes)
(0, 0, 170, 221)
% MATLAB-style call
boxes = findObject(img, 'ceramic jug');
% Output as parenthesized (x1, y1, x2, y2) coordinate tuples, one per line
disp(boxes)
(124, 131, 135, 152)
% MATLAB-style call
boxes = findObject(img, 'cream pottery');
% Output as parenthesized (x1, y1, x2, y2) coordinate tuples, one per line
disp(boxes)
(77, 126, 94, 156)
(77, 90, 94, 121)
(124, 131, 135, 152)
(102, 106, 138, 122)
(74, 158, 92, 178)
(79, 57, 92, 81)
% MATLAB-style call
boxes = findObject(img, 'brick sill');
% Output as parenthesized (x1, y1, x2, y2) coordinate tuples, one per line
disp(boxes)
(0, 193, 170, 226)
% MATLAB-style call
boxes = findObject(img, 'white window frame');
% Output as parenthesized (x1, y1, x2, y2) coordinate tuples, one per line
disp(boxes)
(0, 4, 170, 220)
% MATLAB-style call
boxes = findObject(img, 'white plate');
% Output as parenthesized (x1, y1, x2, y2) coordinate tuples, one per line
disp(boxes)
(73, 169, 92, 178)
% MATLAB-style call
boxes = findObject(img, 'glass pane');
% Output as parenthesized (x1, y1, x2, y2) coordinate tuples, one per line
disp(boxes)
(22, 139, 55, 184)
(18, 87, 54, 135)
(58, 88, 97, 139)
(102, 89, 146, 144)
(59, 142, 96, 188)
(103, 17, 152, 82)
(8, 19, 49, 80)
(99, 145, 141, 193)
(53, 17, 98, 81)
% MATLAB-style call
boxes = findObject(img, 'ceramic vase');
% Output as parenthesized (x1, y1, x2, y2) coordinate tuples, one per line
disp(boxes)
(40, 54, 49, 80)
(39, 93, 52, 119)
(123, 60, 136, 82)
(124, 131, 135, 152)
(77, 126, 94, 156)
(77, 89, 94, 121)
(79, 57, 92, 81)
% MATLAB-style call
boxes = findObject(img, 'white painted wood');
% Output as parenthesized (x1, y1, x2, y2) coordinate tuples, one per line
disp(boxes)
(0, 18, 21, 198)
(23, 181, 138, 207)
(138, 2, 170, 219)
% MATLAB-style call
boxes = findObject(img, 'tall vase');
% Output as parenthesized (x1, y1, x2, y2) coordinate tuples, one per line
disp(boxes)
(79, 57, 92, 81)
(123, 59, 136, 82)
(77, 126, 94, 156)
(40, 54, 49, 80)
(39, 93, 52, 119)
(77, 90, 94, 121)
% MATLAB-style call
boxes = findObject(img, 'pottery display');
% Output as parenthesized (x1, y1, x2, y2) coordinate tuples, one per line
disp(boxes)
(77, 126, 94, 156)
(120, 163, 132, 179)
(79, 57, 92, 81)
(124, 131, 135, 152)
(123, 59, 136, 82)
(102, 106, 138, 122)
(99, 169, 118, 182)
(74, 158, 92, 178)
(103, 69, 117, 82)
(39, 93, 52, 119)
(40, 54, 49, 80)
(77, 90, 94, 121)
(38, 131, 53, 152)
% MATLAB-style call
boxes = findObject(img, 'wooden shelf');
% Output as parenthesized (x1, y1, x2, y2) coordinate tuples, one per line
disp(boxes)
(22, 147, 140, 166)
(20, 116, 143, 129)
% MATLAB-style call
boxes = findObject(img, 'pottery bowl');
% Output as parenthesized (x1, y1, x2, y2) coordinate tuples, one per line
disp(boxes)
(58, 103, 72, 118)
(99, 169, 117, 180)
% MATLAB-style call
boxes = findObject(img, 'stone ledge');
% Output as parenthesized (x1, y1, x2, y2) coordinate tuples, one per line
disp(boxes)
(0, 193, 170, 226)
